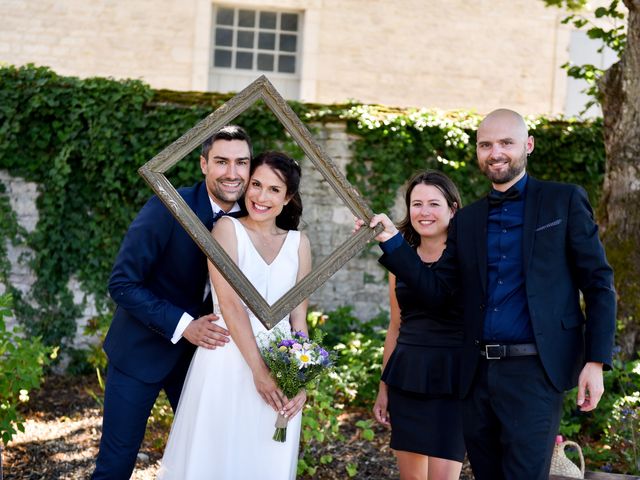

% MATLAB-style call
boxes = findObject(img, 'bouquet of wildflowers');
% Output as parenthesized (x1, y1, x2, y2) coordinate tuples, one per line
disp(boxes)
(260, 329, 333, 442)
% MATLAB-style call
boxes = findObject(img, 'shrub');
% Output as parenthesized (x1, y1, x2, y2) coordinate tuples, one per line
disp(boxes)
(560, 352, 640, 474)
(0, 293, 56, 444)
(299, 307, 386, 476)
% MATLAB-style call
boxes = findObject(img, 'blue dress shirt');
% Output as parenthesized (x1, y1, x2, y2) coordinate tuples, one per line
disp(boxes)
(483, 174, 533, 343)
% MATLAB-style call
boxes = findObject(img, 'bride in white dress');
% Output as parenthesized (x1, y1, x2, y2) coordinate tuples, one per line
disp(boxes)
(158, 151, 311, 480)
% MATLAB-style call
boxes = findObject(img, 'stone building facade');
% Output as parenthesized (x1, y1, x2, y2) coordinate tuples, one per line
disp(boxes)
(0, 0, 613, 116)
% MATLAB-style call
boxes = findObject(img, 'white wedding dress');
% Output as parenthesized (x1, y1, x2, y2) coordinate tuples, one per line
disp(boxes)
(158, 217, 302, 480)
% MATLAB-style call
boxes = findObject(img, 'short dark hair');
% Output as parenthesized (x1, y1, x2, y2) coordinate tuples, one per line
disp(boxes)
(201, 125, 253, 160)
(250, 151, 303, 231)
(397, 170, 462, 248)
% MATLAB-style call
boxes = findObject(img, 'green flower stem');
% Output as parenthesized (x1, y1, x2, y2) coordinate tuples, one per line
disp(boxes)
(273, 413, 288, 442)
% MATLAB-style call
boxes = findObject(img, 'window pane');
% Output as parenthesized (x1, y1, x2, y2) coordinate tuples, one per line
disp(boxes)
(278, 54, 296, 73)
(215, 28, 233, 47)
(259, 11, 276, 29)
(281, 13, 298, 31)
(257, 53, 274, 71)
(214, 49, 232, 67)
(236, 51, 253, 69)
(280, 34, 297, 52)
(238, 9, 255, 27)
(237, 30, 254, 48)
(258, 32, 275, 50)
(216, 8, 234, 26)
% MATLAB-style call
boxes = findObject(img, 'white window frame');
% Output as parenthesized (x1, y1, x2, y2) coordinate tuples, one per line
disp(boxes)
(209, 5, 302, 99)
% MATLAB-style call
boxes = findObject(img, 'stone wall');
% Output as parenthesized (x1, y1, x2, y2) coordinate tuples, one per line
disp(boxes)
(299, 122, 389, 319)
(0, 121, 390, 348)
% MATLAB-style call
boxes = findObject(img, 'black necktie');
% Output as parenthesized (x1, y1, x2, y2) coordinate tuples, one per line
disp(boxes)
(212, 209, 243, 222)
(487, 186, 521, 208)
(212, 210, 228, 222)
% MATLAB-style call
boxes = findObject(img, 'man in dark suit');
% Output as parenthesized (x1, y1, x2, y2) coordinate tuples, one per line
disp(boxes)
(368, 109, 616, 480)
(92, 125, 253, 479)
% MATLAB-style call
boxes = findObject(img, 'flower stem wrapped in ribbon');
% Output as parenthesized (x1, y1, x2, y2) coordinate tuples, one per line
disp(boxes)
(260, 330, 333, 442)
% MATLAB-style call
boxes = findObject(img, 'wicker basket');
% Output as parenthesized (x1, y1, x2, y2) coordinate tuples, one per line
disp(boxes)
(550, 435, 585, 479)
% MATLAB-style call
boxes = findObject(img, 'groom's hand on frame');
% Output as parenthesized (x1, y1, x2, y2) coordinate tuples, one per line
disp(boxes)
(183, 314, 230, 349)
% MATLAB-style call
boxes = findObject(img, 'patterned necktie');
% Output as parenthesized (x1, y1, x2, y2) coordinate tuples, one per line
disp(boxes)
(487, 186, 521, 208)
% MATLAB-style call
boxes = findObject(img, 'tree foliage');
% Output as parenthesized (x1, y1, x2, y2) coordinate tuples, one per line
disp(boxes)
(544, 0, 627, 112)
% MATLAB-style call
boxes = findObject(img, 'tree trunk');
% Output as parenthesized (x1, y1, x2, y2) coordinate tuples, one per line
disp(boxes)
(597, 0, 640, 357)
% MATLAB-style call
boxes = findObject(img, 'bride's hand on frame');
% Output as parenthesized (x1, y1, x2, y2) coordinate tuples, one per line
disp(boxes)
(253, 367, 286, 412)
(281, 390, 306, 419)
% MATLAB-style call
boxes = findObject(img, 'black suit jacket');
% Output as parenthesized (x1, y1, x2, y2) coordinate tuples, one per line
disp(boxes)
(380, 177, 616, 396)
(104, 181, 214, 383)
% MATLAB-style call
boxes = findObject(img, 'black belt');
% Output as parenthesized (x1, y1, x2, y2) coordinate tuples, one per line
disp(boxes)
(480, 343, 538, 359)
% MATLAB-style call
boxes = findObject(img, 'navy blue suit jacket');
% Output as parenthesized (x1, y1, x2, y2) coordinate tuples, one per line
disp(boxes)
(380, 177, 616, 396)
(104, 181, 214, 383)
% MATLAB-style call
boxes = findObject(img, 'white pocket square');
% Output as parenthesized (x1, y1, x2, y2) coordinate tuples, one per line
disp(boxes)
(535, 219, 562, 232)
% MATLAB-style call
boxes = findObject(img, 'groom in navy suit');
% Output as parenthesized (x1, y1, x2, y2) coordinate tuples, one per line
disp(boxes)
(92, 125, 253, 479)
(370, 109, 616, 480)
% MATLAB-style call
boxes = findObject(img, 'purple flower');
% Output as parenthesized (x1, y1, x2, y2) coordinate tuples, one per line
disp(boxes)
(294, 330, 308, 339)
(279, 339, 295, 347)
(319, 348, 329, 357)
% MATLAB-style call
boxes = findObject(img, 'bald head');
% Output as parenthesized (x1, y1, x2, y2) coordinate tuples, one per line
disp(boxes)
(478, 109, 529, 141)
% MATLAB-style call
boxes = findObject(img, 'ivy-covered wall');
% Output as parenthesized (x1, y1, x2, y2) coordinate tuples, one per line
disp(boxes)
(343, 105, 605, 212)
(0, 65, 606, 354)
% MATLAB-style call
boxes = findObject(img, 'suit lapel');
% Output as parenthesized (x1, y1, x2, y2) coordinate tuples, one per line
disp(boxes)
(194, 181, 215, 231)
(473, 199, 489, 296)
(523, 177, 541, 276)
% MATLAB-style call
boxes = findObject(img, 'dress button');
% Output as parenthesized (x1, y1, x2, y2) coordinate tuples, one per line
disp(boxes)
(502, 229, 507, 233)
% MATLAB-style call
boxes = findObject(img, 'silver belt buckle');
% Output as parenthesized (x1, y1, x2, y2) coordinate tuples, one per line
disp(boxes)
(485, 344, 504, 359)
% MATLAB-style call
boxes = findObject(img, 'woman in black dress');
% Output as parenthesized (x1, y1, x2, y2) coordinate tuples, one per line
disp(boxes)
(373, 171, 465, 480)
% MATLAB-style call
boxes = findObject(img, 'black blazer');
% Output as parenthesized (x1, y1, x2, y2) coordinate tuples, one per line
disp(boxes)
(104, 181, 214, 383)
(380, 177, 616, 396)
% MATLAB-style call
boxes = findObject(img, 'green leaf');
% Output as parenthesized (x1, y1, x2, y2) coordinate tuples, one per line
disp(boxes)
(362, 429, 375, 441)
(594, 6, 607, 17)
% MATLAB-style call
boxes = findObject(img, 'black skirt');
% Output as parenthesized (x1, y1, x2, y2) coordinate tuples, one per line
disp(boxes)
(387, 385, 465, 462)
(382, 343, 465, 461)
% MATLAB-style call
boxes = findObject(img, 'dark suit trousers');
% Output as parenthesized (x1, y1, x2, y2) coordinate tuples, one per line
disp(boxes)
(91, 353, 192, 480)
(462, 355, 564, 480)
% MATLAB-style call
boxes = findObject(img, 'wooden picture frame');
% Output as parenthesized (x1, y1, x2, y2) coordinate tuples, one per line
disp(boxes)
(138, 75, 381, 329)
